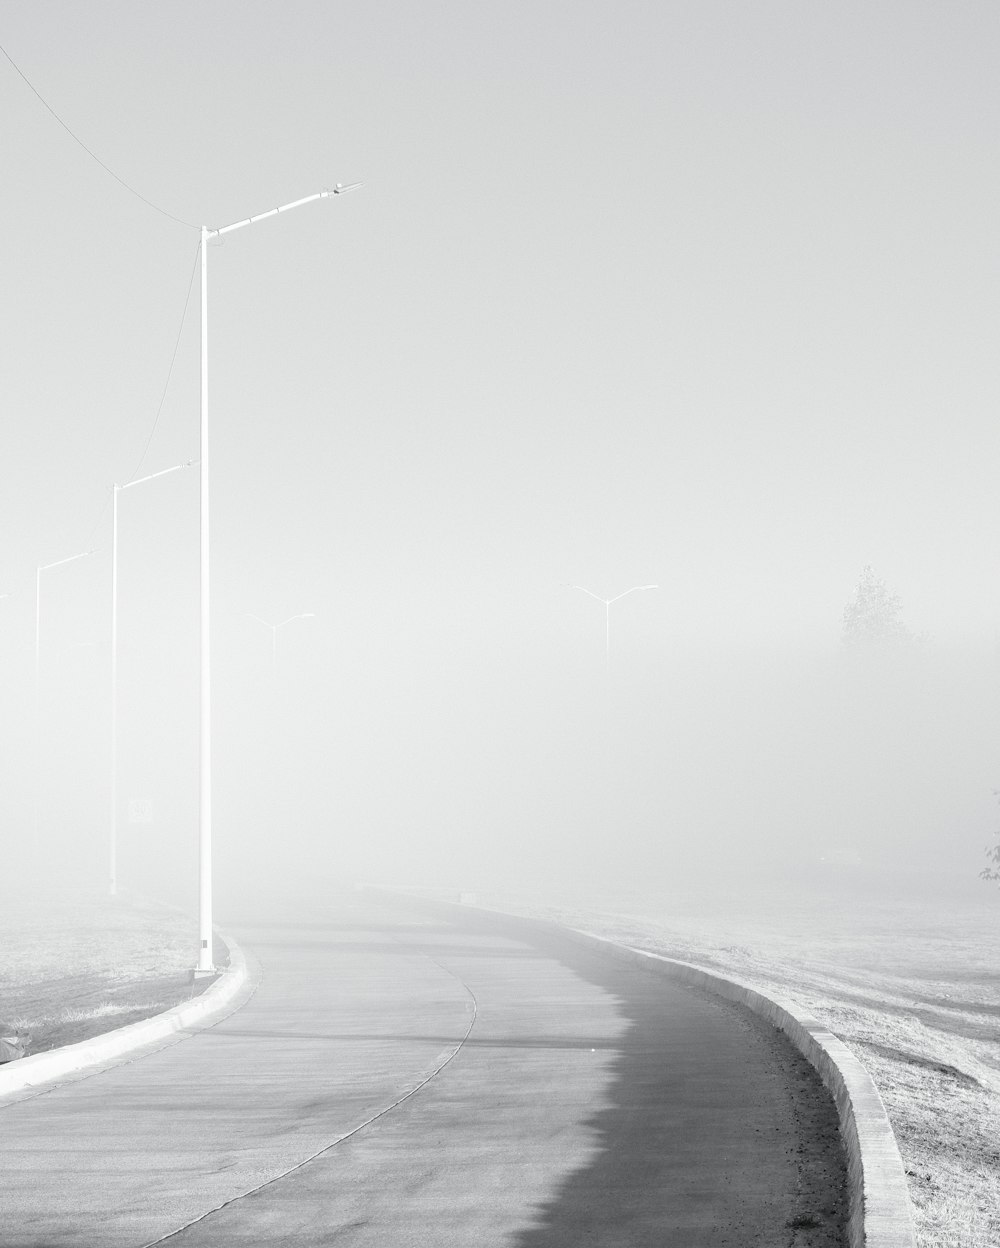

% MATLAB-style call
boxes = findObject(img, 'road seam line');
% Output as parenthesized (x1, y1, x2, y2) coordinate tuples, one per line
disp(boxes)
(139, 945, 479, 1246)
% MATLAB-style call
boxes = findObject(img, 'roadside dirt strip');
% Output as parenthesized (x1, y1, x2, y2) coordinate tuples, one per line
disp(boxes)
(0, 893, 874, 1246)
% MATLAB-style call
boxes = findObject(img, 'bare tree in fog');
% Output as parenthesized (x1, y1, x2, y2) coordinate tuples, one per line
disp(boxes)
(979, 793, 1000, 888)
(842, 565, 913, 649)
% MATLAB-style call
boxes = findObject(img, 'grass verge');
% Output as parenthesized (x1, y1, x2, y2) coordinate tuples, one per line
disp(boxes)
(0, 890, 227, 1057)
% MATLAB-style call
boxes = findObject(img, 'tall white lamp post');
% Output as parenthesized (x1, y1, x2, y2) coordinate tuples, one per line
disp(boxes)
(568, 583, 659, 674)
(109, 462, 192, 897)
(246, 613, 316, 677)
(196, 183, 360, 974)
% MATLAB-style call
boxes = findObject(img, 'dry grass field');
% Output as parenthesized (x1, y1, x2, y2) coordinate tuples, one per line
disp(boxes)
(0, 890, 223, 1056)
(481, 877, 1000, 1248)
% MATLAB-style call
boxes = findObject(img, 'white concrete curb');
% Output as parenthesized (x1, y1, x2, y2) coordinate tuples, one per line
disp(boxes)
(373, 891, 917, 1248)
(0, 930, 254, 1101)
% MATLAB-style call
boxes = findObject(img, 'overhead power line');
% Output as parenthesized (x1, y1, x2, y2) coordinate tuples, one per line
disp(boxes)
(82, 238, 202, 550)
(0, 40, 198, 230)
(125, 240, 202, 483)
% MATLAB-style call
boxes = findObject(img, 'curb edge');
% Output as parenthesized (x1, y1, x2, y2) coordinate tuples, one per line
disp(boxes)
(563, 925, 917, 1248)
(0, 929, 254, 1101)
(369, 889, 916, 1248)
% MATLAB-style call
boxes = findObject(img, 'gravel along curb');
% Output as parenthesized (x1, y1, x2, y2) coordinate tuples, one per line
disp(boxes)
(372, 892, 916, 1248)
(0, 930, 256, 1103)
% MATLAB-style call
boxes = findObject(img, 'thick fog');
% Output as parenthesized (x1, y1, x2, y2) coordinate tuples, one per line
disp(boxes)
(2, 3, 999, 917)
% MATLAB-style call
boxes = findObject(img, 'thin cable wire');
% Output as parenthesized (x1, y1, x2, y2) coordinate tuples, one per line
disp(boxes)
(82, 484, 113, 555)
(125, 240, 201, 483)
(0, 40, 199, 231)
(81, 239, 201, 551)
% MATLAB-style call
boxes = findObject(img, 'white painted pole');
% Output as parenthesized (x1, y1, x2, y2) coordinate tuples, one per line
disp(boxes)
(35, 567, 41, 738)
(110, 485, 120, 896)
(198, 225, 213, 974)
(34, 565, 42, 838)
(196, 185, 359, 973)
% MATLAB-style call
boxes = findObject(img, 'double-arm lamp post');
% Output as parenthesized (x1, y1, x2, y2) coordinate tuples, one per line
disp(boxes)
(246, 613, 316, 677)
(568, 583, 659, 675)
(196, 184, 360, 974)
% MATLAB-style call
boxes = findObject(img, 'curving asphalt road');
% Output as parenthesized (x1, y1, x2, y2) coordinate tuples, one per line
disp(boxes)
(0, 893, 847, 1246)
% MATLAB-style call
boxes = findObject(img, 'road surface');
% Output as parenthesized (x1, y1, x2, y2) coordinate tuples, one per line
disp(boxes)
(0, 892, 846, 1246)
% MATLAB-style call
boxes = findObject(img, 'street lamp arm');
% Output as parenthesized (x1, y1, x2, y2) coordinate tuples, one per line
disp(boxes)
(211, 182, 362, 239)
(39, 550, 94, 574)
(274, 612, 316, 629)
(567, 583, 610, 606)
(607, 584, 659, 605)
(247, 611, 315, 631)
(121, 459, 195, 491)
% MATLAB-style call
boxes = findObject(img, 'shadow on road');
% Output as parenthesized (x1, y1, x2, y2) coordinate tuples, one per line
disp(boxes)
(391, 902, 849, 1248)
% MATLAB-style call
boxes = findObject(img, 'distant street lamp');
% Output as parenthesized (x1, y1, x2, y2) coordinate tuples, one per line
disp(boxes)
(196, 182, 361, 974)
(35, 549, 94, 833)
(568, 583, 659, 674)
(109, 462, 193, 897)
(246, 613, 316, 677)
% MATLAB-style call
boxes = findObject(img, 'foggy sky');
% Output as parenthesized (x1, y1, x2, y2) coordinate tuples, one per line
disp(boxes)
(2, 3, 998, 906)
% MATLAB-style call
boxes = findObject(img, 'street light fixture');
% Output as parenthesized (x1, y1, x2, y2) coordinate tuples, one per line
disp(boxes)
(568, 583, 659, 674)
(109, 462, 194, 897)
(246, 612, 316, 677)
(196, 182, 360, 974)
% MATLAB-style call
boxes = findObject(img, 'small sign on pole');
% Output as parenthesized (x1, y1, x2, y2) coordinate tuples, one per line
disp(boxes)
(128, 799, 153, 825)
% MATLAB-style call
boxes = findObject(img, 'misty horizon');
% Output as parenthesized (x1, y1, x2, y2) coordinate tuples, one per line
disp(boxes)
(2, 3, 998, 919)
